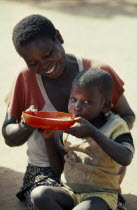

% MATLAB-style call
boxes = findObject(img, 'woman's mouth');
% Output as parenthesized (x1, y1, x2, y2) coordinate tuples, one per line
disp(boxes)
(45, 65, 56, 74)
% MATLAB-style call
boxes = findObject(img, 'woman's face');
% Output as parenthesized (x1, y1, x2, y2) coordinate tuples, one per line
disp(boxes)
(20, 36, 66, 79)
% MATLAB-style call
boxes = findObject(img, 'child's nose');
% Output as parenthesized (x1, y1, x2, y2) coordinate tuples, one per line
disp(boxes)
(74, 101, 82, 111)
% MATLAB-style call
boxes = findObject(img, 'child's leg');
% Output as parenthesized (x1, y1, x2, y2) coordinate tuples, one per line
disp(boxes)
(72, 197, 110, 210)
(31, 186, 74, 210)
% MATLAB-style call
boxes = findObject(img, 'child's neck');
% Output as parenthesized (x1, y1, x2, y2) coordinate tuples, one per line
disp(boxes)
(91, 113, 108, 128)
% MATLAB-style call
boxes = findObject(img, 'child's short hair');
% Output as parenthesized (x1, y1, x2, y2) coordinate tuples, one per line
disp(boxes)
(12, 14, 60, 53)
(73, 68, 113, 99)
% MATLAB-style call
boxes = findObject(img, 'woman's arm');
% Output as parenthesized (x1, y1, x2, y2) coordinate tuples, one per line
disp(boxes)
(2, 112, 35, 147)
(95, 63, 135, 129)
(113, 94, 136, 130)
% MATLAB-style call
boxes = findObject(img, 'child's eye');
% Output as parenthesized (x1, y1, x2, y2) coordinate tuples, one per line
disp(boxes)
(70, 97, 76, 102)
(84, 100, 89, 104)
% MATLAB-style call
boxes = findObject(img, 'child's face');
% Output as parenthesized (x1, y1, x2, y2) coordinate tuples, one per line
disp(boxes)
(20, 36, 66, 79)
(68, 85, 105, 122)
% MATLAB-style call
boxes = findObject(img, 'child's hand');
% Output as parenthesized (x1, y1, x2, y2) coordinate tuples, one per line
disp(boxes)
(64, 117, 95, 139)
(38, 128, 55, 140)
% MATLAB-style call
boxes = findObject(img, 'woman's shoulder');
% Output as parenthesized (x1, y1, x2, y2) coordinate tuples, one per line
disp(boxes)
(17, 68, 34, 76)
(14, 68, 36, 82)
(82, 57, 111, 70)
(66, 53, 78, 64)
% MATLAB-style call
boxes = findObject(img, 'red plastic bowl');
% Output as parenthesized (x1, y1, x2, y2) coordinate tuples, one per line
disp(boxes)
(22, 111, 76, 130)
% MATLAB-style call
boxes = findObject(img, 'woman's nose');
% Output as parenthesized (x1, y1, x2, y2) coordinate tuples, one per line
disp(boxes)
(41, 61, 47, 68)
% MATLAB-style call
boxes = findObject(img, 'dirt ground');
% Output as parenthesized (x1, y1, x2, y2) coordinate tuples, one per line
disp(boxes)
(0, 0, 137, 209)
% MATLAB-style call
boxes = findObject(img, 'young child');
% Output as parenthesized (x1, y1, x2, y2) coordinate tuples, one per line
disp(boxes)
(31, 68, 134, 210)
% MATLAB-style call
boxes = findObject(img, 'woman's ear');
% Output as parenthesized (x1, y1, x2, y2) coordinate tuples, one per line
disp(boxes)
(55, 29, 64, 44)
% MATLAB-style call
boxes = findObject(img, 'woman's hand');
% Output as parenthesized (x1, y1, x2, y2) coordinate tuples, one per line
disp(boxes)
(21, 105, 37, 129)
(38, 129, 56, 140)
(64, 117, 95, 139)
(2, 105, 37, 147)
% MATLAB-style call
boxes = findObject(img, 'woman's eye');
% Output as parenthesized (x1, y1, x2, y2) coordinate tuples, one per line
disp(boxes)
(43, 50, 53, 58)
(27, 61, 38, 67)
(29, 63, 37, 67)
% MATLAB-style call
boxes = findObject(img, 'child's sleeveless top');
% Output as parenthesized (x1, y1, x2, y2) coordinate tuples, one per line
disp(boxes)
(61, 114, 134, 193)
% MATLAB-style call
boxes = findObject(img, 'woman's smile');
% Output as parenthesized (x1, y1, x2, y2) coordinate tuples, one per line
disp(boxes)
(45, 65, 56, 74)
(20, 37, 66, 79)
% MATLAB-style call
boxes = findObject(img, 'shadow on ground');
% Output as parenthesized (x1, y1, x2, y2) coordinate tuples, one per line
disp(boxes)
(0, 166, 137, 210)
(8, 0, 137, 19)
(124, 194, 137, 210)
(0, 167, 25, 210)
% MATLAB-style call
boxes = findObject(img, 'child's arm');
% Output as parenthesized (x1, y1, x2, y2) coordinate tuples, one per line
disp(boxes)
(65, 117, 133, 166)
(38, 129, 64, 177)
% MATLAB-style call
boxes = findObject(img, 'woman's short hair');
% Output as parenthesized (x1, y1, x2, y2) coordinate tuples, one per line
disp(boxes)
(12, 14, 63, 53)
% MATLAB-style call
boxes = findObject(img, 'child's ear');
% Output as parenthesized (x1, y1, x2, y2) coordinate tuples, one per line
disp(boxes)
(55, 29, 64, 44)
(102, 99, 113, 110)
(102, 99, 113, 118)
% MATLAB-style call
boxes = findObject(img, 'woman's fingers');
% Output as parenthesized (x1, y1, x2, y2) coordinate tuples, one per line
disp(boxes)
(26, 105, 37, 112)
(38, 128, 46, 133)
(38, 128, 55, 139)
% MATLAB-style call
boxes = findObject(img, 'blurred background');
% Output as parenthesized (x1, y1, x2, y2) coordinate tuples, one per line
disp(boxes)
(0, 0, 137, 209)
